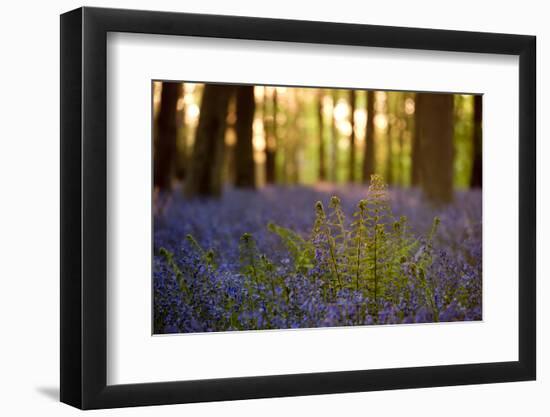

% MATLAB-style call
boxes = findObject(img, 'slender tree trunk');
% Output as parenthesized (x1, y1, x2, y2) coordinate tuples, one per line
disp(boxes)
(331, 90, 338, 182)
(363, 90, 375, 183)
(349, 90, 356, 182)
(397, 127, 404, 186)
(234, 86, 256, 188)
(318, 90, 326, 181)
(279, 91, 288, 185)
(154, 82, 182, 190)
(184, 84, 234, 198)
(265, 89, 277, 184)
(175, 88, 186, 181)
(264, 86, 271, 184)
(417, 93, 454, 203)
(386, 116, 394, 186)
(285, 90, 299, 184)
(386, 93, 399, 186)
(411, 93, 421, 186)
(470, 94, 483, 188)
(224, 99, 236, 185)
(396, 94, 405, 186)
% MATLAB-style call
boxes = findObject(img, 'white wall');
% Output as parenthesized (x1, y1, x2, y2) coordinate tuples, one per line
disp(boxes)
(0, 0, 546, 415)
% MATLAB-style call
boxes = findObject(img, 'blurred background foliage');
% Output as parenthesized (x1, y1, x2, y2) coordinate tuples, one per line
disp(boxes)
(153, 81, 482, 204)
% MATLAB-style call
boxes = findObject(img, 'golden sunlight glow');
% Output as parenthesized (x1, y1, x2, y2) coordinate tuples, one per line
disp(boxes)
(374, 114, 388, 130)
(276, 86, 287, 95)
(184, 83, 196, 94)
(225, 128, 236, 146)
(184, 92, 195, 105)
(405, 98, 415, 115)
(322, 95, 333, 119)
(355, 125, 366, 142)
(153, 82, 162, 105)
(354, 108, 367, 141)
(354, 108, 366, 127)
(253, 119, 264, 135)
(153, 82, 162, 117)
(333, 99, 350, 122)
(253, 135, 266, 152)
(253, 118, 266, 152)
(337, 120, 353, 136)
(254, 86, 264, 102)
(185, 103, 200, 125)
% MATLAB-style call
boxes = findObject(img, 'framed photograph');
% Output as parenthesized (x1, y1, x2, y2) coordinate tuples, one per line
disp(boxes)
(60, 6, 536, 409)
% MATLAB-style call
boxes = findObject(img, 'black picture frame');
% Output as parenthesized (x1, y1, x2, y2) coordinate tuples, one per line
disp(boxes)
(60, 6, 536, 410)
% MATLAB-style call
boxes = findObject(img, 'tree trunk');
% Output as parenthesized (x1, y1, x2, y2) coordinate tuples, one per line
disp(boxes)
(397, 127, 404, 186)
(395, 93, 407, 186)
(470, 94, 483, 188)
(349, 90, 356, 182)
(395, 93, 408, 187)
(362, 90, 375, 183)
(234, 86, 256, 188)
(285, 90, 299, 185)
(417, 93, 454, 204)
(265, 89, 277, 184)
(318, 90, 326, 181)
(154, 82, 182, 190)
(411, 93, 421, 186)
(174, 88, 186, 181)
(184, 84, 234, 198)
(331, 90, 338, 182)
(386, 114, 394, 186)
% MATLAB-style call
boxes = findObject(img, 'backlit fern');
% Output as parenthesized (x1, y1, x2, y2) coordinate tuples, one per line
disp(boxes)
(268, 174, 440, 319)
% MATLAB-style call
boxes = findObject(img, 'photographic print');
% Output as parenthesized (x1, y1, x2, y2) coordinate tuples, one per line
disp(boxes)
(153, 82, 482, 335)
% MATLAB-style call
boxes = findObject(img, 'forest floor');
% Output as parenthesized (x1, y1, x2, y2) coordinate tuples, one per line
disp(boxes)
(153, 184, 482, 333)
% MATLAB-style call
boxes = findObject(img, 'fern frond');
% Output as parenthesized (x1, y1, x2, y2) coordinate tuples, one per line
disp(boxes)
(239, 233, 259, 283)
(267, 222, 314, 272)
(159, 247, 190, 297)
(185, 234, 218, 268)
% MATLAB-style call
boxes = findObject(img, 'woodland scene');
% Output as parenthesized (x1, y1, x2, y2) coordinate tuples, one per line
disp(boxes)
(153, 81, 482, 334)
